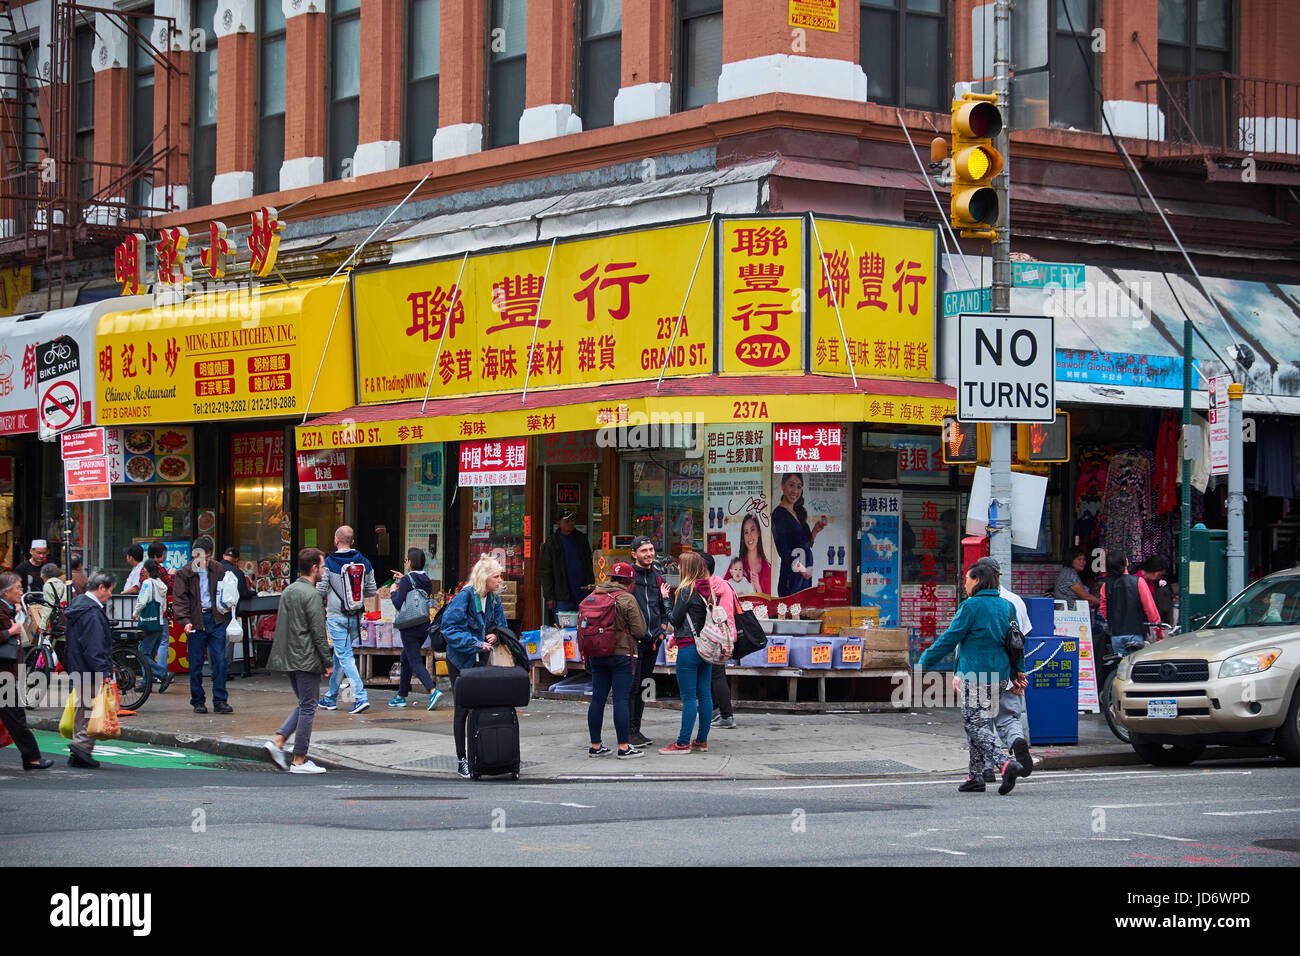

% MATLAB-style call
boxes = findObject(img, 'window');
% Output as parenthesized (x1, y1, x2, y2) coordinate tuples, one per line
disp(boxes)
(676, 0, 721, 111)
(859, 0, 947, 111)
(575, 0, 620, 130)
(257, 0, 286, 193)
(131, 13, 156, 211)
(1011, 0, 1096, 131)
(192, 0, 218, 206)
(486, 0, 526, 148)
(1157, 0, 1233, 145)
(74, 27, 95, 201)
(404, 0, 440, 164)
(328, 0, 361, 179)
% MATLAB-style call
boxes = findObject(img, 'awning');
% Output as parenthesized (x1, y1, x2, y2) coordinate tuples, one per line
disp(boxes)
(296, 374, 956, 450)
(94, 278, 355, 427)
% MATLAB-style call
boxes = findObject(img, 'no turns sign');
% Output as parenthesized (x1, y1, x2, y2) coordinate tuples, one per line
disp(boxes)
(957, 313, 1055, 423)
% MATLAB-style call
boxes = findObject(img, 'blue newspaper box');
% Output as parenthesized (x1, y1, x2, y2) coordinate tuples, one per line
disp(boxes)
(1025, 597, 1055, 639)
(1022, 630, 1079, 744)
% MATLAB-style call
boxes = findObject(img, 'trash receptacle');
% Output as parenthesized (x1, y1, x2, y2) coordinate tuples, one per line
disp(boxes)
(1023, 632, 1079, 744)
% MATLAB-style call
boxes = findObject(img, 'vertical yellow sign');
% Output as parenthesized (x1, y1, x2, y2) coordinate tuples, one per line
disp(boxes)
(719, 218, 805, 374)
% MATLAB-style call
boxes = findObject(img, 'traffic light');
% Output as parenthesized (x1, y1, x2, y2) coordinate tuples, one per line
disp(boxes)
(1017, 412, 1071, 463)
(950, 93, 1004, 240)
(942, 417, 990, 465)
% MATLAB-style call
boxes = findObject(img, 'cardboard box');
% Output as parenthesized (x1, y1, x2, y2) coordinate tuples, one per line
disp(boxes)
(363, 595, 381, 615)
(839, 626, 909, 652)
(820, 606, 880, 634)
(860, 648, 909, 669)
(499, 580, 518, 597)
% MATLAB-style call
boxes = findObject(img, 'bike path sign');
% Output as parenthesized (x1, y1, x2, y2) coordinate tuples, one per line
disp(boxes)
(35, 336, 82, 439)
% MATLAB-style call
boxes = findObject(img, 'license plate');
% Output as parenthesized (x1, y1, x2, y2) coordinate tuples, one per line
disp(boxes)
(1146, 698, 1178, 718)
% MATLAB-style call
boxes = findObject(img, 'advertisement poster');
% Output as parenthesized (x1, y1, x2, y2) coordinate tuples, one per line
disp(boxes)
(720, 218, 805, 373)
(1055, 605, 1099, 713)
(770, 427, 850, 598)
(772, 423, 843, 473)
(296, 451, 349, 494)
(470, 487, 492, 539)
(703, 424, 773, 595)
(859, 490, 901, 626)
(405, 443, 444, 586)
(458, 438, 527, 486)
(106, 427, 195, 484)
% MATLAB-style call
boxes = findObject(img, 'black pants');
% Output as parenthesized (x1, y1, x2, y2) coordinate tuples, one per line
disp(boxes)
(711, 664, 733, 719)
(0, 705, 41, 765)
(446, 662, 469, 760)
(628, 639, 658, 734)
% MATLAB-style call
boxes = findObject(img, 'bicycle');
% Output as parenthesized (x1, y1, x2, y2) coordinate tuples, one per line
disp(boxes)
(1101, 621, 1177, 744)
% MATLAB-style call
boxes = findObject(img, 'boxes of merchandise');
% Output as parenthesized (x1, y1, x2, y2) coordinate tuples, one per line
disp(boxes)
(788, 636, 834, 669)
(820, 606, 880, 635)
(832, 635, 864, 669)
(837, 626, 909, 668)
(738, 635, 789, 668)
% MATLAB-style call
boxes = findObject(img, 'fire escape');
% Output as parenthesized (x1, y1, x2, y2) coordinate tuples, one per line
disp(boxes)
(0, 1, 179, 308)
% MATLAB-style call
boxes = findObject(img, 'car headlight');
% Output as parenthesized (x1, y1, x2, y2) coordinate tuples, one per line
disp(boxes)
(1219, 648, 1282, 679)
(1116, 654, 1134, 681)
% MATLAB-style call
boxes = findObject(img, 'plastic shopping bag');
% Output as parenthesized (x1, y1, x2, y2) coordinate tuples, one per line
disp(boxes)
(58, 688, 78, 739)
(87, 685, 121, 740)
(539, 626, 567, 676)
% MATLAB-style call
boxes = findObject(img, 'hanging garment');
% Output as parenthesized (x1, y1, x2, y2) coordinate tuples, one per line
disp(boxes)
(1100, 450, 1154, 565)
(1155, 411, 1179, 513)
(1256, 419, 1296, 499)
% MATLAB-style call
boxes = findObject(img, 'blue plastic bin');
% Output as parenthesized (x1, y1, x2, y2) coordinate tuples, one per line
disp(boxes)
(1023, 633, 1079, 744)
(788, 636, 834, 669)
(832, 636, 864, 669)
(1025, 596, 1055, 638)
(739, 635, 788, 667)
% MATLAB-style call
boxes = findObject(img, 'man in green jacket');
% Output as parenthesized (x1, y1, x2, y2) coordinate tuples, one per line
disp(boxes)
(263, 549, 334, 774)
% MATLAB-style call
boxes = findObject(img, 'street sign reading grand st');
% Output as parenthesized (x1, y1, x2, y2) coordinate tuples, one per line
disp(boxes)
(957, 313, 1055, 423)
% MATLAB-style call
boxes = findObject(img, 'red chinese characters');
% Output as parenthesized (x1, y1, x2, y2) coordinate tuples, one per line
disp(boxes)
(114, 233, 147, 296)
(201, 221, 233, 280)
(729, 224, 796, 369)
(573, 262, 649, 322)
(487, 274, 548, 334)
(248, 207, 285, 278)
(407, 287, 465, 343)
(156, 227, 191, 285)
(231, 432, 286, 479)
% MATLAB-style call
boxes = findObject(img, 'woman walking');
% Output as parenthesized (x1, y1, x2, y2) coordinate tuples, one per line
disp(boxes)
(389, 548, 443, 711)
(134, 559, 170, 686)
(771, 473, 827, 597)
(440, 555, 507, 778)
(918, 562, 1027, 795)
(0, 573, 52, 770)
(659, 551, 718, 755)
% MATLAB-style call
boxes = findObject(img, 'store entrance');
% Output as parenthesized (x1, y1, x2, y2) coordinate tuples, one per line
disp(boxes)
(356, 446, 402, 585)
(546, 469, 595, 542)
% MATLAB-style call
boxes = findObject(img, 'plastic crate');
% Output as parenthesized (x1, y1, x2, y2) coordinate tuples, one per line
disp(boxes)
(788, 636, 834, 669)
(739, 635, 788, 667)
(521, 629, 543, 661)
(832, 636, 864, 669)
(562, 627, 582, 662)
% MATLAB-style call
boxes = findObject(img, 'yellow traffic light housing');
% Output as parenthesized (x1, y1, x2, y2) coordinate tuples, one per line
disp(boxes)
(950, 93, 1004, 240)
(942, 417, 990, 465)
(1017, 412, 1071, 463)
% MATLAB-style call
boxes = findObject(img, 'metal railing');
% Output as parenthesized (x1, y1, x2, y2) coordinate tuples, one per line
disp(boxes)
(1136, 72, 1300, 161)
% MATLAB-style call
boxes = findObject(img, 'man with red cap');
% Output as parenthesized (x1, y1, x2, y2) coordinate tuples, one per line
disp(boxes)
(581, 562, 647, 759)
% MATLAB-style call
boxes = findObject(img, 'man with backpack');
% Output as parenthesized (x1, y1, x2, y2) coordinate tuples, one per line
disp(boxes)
(316, 525, 374, 714)
(627, 535, 671, 748)
(973, 556, 1033, 781)
(580, 563, 647, 759)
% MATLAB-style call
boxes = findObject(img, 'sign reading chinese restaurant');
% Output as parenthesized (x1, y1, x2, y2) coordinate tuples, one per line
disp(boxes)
(94, 278, 354, 425)
(113, 207, 286, 296)
(772, 424, 844, 473)
(458, 439, 527, 486)
(297, 450, 349, 493)
(354, 221, 716, 403)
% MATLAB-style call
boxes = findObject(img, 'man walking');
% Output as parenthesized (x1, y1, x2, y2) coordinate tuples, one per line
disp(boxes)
(14, 539, 49, 594)
(540, 510, 594, 623)
(263, 548, 334, 774)
(122, 544, 145, 594)
(973, 556, 1033, 782)
(316, 525, 373, 714)
(626, 535, 671, 748)
(172, 537, 234, 714)
(63, 571, 116, 769)
(68, 554, 88, 596)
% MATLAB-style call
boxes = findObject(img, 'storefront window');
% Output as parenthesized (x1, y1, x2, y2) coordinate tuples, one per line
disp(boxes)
(468, 485, 526, 582)
(230, 431, 290, 593)
(625, 455, 704, 561)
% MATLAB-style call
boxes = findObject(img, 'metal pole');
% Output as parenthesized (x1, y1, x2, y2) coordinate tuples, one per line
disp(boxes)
(656, 215, 715, 392)
(520, 238, 557, 403)
(420, 250, 470, 414)
(988, 0, 1013, 575)
(1226, 382, 1245, 597)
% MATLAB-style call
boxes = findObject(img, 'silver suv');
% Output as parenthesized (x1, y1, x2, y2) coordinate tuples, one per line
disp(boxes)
(1111, 567, 1300, 767)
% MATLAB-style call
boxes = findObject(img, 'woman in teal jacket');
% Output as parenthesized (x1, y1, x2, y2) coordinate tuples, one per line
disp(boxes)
(918, 562, 1027, 795)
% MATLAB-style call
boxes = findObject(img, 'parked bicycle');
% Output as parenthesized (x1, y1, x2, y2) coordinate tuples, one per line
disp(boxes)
(1101, 621, 1177, 743)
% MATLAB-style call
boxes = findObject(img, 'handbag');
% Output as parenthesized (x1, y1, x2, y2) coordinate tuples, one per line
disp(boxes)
(732, 607, 768, 660)
(87, 685, 121, 740)
(690, 588, 735, 665)
(138, 584, 165, 635)
(393, 580, 432, 630)
(59, 688, 78, 738)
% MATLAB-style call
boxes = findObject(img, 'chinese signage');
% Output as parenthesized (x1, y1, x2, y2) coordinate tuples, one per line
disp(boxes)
(704, 425, 774, 595)
(36, 336, 83, 438)
(458, 439, 527, 486)
(1208, 375, 1230, 476)
(64, 455, 111, 502)
(772, 423, 843, 473)
(405, 443, 444, 587)
(859, 491, 901, 627)
(788, 0, 838, 31)
(1056, 349, 1193, 389)
(231, 431, 286, 480)
(355, 221, 715, 403)
(720, 219, 804, 373)
(296, 451, 349, 494)
(113, 207, 287, 295)
(105, 427, 195, 484)
(771, 432, 851, 598)
(810, 219, 937, 380)
(537, 430, 600, 465)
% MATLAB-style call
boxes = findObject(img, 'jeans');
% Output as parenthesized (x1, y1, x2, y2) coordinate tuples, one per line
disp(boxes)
(1111, 633, 1144, 656)
(324, 616, 368, 704)
(587, 654, 634, 746)
(628, 638, 658, 733)
(138, 631, 165, 681)
(188, 611, 228, 707)
(397, 630, 436, 696)
(277, 672, 322, 757)
(674, 642, 712, 746)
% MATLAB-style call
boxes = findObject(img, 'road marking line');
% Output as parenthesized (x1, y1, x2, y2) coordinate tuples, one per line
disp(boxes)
(1203, 808, 1300, 816)
(1127, 831, 1197, 842)
(918, 846, 967, 856)
(514, 800, 596, 808)
(745, 769, 1253, 792)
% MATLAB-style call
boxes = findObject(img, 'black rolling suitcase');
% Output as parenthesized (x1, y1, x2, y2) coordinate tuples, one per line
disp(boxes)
(454, 665, 531, 708)
(467, 707, 521, 780)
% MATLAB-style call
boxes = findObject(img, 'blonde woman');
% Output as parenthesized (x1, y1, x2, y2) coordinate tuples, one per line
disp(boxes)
(440, 555, 507, 778)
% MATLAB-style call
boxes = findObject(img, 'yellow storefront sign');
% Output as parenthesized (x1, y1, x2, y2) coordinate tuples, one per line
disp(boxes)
(809, 218, 938, 380)
(295, 392, 955, 451)
(95, 278, 354, 425)
(354, 221, 715, 403)
(719, 218, 805, 374)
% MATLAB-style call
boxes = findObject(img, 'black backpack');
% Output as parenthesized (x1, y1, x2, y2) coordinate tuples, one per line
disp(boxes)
(427, 602, 449, 653)
(1004, 617, 1025, 669)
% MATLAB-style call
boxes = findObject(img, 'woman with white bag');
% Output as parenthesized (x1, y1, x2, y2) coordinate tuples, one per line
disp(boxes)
(659, 552, 726, 755)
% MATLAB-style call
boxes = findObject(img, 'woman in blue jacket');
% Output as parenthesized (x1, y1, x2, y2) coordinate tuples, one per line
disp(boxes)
(439, 555, 507, 778)
(918, 562, 1027, 795)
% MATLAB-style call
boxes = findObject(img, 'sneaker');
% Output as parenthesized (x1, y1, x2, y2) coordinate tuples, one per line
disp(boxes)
(716, 716, 737, 730)
(427, 689, 444, 711)
(710, 711, 724, 725)
(690, 740, 708, 753)
(317, 699, 337, 711)
(262, 741, 289, 772)
(588, 745, 612, 757)
(958, 777, 986, 793)
(998, 759, 1024, 795)
(388, 695, 407, 708)
(659, 742, 692, 754)
(192, 705, 208, 714)
(1012, 738, 1033, 777)
(289, 759, 326, 774)
(349, 700, 371, 715)
(982, 768, 997, 783)
(214, 702, 233, 714)
(628, 731, 652, 747)
(457, 757, 471, 779)
(617, 746, 644, 759)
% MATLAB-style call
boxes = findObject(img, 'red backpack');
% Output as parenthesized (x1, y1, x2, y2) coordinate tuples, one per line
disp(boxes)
(577, 589, 622, 658)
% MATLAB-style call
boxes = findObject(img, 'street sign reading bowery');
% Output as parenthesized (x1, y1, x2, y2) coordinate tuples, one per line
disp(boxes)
(957, 313, 1055, 423)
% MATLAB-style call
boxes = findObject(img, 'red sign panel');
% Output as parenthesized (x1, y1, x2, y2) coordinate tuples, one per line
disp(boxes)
(296, 450, 349, 493)
(61, 427, 107, 460)
(773, 424, 844, 473)
(64, 455, 112, 502)
(458, 439, 527, 486)
(232, 431, 286, 480)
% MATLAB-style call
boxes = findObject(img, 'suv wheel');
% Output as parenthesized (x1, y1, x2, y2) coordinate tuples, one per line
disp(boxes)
(1131, 742, 1205, 767)
(1276, 686, 1300, 765)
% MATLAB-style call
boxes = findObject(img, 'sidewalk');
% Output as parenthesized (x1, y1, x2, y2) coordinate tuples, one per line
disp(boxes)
(27, 671, 1152, 779)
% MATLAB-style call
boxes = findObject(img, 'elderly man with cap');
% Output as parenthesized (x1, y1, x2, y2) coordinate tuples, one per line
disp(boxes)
(582, 562, 647, 759)
(15, 540, 49, 594)
(539, 509, 594, 624)
(973, 555, 1033, 781)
